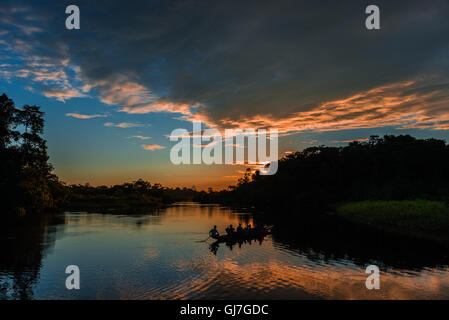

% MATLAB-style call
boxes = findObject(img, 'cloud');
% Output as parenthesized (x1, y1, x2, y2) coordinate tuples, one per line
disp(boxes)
(104, 122, 145, 128)
(141, 144, 166, 151)
(41, 87, 85, 102)
(130, 135, 151, 140)
(217, 79, 449, 133)
(332, 138, 371, 144)
(66, 113, 108, 119)
(0, 6, 85, 102)
(1, 0, 449, 133)
(92, 76, 157, 107)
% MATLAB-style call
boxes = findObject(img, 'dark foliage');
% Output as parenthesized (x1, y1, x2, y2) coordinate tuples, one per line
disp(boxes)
(196, 135, 449, 214)
(66, 180, 173, 211)
(1, 94, 203, 215)
(0, 93, 63, 214)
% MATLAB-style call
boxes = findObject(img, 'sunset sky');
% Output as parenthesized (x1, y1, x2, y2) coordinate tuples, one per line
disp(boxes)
(1, 0, 449, 189)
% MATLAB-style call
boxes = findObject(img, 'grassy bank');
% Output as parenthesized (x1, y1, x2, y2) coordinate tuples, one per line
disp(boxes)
(337, 200, 449, 244)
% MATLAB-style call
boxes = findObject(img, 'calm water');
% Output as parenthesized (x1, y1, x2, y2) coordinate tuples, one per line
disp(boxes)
(1, 202, 449, 300)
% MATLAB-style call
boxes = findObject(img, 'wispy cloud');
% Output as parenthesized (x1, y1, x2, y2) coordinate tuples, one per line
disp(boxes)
(130, 135, 151, 140)
(142, 144, 166, 151)
(332, 138, 371, 144)
(2, 0, 449, 136)
(66, 113, 108, 119)
(93, 76, 157, 107)
(104, 122, 146, 128)
(219, 79, 449, 133)
(0, 7, 85, 102)
(42, 87, 86, 102)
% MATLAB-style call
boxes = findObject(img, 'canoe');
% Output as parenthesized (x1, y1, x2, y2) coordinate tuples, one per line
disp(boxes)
(211, 227, 272, 243)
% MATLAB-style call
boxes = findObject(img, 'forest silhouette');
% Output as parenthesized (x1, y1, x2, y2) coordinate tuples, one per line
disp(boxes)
(195, 135, 449, 214)
(0, 94, 215, 216)
(3, 93, 449, 218)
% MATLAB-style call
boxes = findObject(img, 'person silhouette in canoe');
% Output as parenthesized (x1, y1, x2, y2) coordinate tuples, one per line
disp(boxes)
(225, 224, 235, 235)
(209, 225, 220, 239)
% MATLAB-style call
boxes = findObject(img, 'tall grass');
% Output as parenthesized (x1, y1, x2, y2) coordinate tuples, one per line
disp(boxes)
(337, 200, 449, 242)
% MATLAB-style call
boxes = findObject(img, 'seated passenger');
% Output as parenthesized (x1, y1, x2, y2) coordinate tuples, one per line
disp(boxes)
(226, 224, 235, 235)
(236, 223, 244, 234)
(209, 225, 220, 239)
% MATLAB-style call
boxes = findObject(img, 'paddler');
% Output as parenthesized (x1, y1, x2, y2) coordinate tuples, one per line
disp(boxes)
(209, 225, 220, 239)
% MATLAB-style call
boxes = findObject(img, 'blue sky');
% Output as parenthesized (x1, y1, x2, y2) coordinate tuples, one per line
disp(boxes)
(1, 0, 449, 189)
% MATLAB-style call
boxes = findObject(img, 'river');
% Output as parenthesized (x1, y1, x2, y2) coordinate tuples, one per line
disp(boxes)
(1, 202, 449, 299)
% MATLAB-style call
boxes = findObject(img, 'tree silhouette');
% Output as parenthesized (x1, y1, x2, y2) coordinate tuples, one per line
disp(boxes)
(0, 94, 59, 213)
(196, 135, 449, 214)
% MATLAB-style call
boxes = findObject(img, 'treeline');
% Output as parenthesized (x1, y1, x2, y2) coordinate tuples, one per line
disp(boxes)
(1, 94, 197, 216)
(195, 135, 449, 214)
(66, 180, 170, 211)
(5, 93, 449, 217)
(66, 181, 199, 211)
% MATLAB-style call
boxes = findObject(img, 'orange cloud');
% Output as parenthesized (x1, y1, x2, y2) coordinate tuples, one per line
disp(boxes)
(84, 76, 211, 126)
(104, 122, 145, 128)
(94, 77, 156, 107)
(111, 77, 449, 137)
(120, 101, 195, 115)
(42, 88, 85, 102)
(217, 79, 449, 133)
(142, 144, 166, 151)
(66, 113, 107, 119)
(333, 138, 371, 143)
(130, 135, 151, 140)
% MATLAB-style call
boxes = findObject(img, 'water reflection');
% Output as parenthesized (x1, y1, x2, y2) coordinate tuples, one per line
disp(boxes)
(209, 238, 266, 255)
(270, 215, 449, 271)
(1, 202, 449, 300)
(0, 214, 65, 299)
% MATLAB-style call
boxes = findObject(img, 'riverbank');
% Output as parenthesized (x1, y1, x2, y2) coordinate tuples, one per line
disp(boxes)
(336, 200, 449, 245)
(67, 194, 172, 213)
